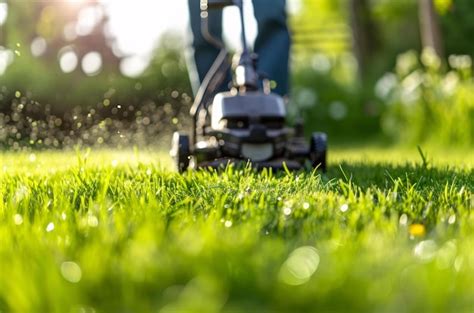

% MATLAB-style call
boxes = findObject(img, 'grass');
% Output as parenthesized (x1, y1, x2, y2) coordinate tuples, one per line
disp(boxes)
(0, 147, 473, 313)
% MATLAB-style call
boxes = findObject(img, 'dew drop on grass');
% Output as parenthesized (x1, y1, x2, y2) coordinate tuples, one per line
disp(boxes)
(29, 153, 36, 162)
(283, 207, 292, 216)
(14, 185, 29, 202)
(146, 168, 152, 176)
(303, 202, 310, 210)
(15, 91, 21, 98)
(224, 220, 233, 228)
(13, 214, 23, 225)
(399, 214, 408, 226)
(46, 222, 55, 232)
(448, 214, 456, 224)
(340, 203, 349, 213)
(60, 261, 82, 283)
(87, 215, 99, 227)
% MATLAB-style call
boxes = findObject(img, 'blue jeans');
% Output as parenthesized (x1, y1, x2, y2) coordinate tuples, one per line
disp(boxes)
(188, 0, 290, 96)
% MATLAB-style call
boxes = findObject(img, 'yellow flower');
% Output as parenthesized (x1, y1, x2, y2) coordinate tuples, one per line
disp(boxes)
(409, 224, 426, 237)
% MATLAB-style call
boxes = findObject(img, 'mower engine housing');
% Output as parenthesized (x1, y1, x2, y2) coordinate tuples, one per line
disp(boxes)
(209, 92, 289, 161)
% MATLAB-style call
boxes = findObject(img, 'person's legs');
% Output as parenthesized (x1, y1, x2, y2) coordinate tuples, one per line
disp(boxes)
(252, 0, 290, 96)
(188, 0, 224, 94)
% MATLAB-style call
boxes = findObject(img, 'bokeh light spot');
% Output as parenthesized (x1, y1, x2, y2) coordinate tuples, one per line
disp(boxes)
(329, 101, 348, 120)
(279, 246, 320, 286)
(30, 37, 47, 57)
(0, 3, 7, 25)
(59, 48, 78, 73)
(13, 214, 23, 225)
(0, 47, 14, 75)
(60, 261, 82, 283)
(46, 222, 55, 232)
(120, 56, 149, 78)
(81, 51, 103, 76)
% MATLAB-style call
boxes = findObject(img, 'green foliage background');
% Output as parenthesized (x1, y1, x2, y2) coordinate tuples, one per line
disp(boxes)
(1, 0, 474, 147)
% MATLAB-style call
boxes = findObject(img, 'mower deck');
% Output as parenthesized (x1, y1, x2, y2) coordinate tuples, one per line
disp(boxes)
(194, 157, 304, 171)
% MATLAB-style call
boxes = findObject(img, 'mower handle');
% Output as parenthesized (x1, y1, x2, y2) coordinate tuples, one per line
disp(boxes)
(202, 0, 237, 9)
(200, 0, 248, 54)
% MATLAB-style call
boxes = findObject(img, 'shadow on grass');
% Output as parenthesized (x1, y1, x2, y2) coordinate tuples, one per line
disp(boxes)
(327, 161, 473, 191)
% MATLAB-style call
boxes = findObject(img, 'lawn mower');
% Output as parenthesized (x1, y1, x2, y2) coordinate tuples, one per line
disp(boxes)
(170, 0, 327, 172)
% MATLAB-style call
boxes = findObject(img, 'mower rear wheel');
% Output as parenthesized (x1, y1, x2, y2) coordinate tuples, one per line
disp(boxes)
(310, 132, 327, 172)
(170, 132, 190, 173)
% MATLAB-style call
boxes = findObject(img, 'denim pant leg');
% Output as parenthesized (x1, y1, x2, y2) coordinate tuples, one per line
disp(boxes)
(252, 0, 290, 96)
(188, 0, 224, 91)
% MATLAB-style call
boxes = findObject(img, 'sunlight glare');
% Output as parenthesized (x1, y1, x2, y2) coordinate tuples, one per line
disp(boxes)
(99, 0, 188, 57)
(0, 2, 7, 26)
(66, 0, 86, 5)
(99, 0, 258, 56)
(76, 6, 104, 36)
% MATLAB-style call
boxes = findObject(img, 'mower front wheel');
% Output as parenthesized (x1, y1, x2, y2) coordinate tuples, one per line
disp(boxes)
(310, 132, 327, 172)
(170, 132, 190, 173)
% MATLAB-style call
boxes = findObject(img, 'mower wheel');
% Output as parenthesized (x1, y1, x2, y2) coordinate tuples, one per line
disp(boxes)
(170, 132, 190, 173)
(310, 132, 327, 172)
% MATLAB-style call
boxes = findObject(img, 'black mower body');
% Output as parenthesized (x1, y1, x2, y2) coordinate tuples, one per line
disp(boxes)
(170, 0, 327, 172)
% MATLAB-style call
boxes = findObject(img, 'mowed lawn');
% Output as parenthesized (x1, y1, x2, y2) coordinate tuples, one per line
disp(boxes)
(0, 147, 473, 312)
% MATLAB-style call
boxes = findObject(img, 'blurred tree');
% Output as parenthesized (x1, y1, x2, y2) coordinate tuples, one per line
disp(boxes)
(35, 0, 120, 74)
(348, 0, 380, 79)
(419, 0, 444, 57)
(438, 0, 474, 57)
(371, 0, 420, 51)
(3, 0, 120, 75)
(290, 0, 351, 58)
(291, 0, 384, 82)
